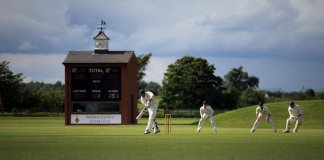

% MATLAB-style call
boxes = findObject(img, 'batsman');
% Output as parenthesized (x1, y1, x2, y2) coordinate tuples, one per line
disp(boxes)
(139, 89, 160, 134)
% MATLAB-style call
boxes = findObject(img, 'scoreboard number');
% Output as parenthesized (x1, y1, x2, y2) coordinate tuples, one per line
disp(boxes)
(71, 67, 121, 101)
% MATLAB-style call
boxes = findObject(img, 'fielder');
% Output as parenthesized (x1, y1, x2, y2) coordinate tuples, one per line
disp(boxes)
(139, 90, 160, 134)
(283, 101, 304, 133)
(197, 101, 217, 133)
(251, 101, 276, 133)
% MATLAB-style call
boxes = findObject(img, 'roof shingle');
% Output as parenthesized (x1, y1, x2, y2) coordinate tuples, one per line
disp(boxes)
(63, 51, 135, 64)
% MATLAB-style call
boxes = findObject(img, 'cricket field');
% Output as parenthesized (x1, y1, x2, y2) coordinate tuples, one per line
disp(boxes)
(1, 100, 324, 160)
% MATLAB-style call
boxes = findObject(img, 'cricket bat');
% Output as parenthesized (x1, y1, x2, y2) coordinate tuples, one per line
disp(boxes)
(136, 107, 146, 120)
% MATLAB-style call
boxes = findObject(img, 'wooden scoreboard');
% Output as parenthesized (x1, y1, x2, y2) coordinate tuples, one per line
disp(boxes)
(62, 26, 138, 125)
(63, 51, 138, 125)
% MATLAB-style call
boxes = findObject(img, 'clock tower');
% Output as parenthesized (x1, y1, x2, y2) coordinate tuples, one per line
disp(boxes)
(94, 20, 110, 54)
(63, 20, 138, 125)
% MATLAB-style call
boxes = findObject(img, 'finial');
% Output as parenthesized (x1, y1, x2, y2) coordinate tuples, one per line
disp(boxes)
(97, 20, 106, 31)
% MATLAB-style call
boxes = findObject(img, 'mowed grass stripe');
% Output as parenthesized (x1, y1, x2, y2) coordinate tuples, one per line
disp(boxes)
(1, 126, 324, 160)
(1, 100, 324, 160)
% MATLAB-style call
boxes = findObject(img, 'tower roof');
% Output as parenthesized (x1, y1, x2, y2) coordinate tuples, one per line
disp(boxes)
(93, 31, 110, 40)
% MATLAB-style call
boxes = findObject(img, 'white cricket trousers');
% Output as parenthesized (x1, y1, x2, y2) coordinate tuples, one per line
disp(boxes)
(197, 116, 216, 131)
(251, 115, 276, 131)
(285, 116, 302, 132)
(145, 107, 158, 132)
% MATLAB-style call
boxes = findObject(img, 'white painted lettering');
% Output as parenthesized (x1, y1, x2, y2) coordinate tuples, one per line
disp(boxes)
(88, 68, 104, 73)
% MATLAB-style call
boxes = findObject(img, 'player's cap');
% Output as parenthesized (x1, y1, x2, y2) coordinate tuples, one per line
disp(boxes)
(259, 101, 264, 105)
(289, 101, 295, 106)
(139, 89, 145, 94)
(202, 101, 207, 105)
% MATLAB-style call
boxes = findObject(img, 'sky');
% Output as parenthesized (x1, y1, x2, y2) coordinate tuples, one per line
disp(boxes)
(0, 0, 324, 91)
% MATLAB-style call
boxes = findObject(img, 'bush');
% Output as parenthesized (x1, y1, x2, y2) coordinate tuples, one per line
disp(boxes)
(315, 92, 324, 99)
(239, 89, 265, 107)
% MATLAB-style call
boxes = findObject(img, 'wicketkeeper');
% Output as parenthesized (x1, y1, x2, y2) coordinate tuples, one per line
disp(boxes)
(139, 90, 160, 134)
(197, 101, 217, 133)
(283, 101, 304, 133)
(251, 101, 276, 133)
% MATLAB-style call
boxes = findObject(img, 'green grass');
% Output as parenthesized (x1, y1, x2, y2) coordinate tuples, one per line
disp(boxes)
(1, 100, 324, 160)
(216, 100, 324, 129)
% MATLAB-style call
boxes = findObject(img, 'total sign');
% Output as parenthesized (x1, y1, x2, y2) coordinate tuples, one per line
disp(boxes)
(71, 114, 121, 124)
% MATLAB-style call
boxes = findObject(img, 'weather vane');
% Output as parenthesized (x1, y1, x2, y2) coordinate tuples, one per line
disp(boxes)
(97, 20, 106, 31)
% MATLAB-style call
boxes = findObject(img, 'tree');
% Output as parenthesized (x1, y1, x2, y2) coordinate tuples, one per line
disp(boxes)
(247, 76, 259, 89)
(145, 81, 161, 96)
(136, 53, 153, 97)
(39, 87, 64, 113)
(222, 89, 241, 109)
(223, 66, 260, 108)
(22, 81, 64, 113)
(138, 81, 161, 96)
(224, 66, 259, 92)
(0, 61, 24, 110)
(0, 95, 3, 110)
(138, 81, 148, 91)
(137, 53, 152, 82)
(159, 56, 223, 110)
(304, 88, 315, 99)
(239, 88, 265, 107)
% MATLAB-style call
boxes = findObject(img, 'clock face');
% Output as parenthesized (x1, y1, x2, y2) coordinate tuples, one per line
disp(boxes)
(95, 40, 105, 48)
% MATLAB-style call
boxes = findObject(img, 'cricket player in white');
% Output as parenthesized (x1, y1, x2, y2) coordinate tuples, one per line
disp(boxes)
(140, 90, 160, 134)
(283, 101, 304, 133)
(251, 102, 276, 133)
(197, 101, 217, 133)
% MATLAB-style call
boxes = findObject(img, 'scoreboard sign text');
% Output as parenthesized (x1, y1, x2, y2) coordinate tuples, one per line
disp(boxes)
(71, 67, 121, 101)
(71, 114, 121, 124)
